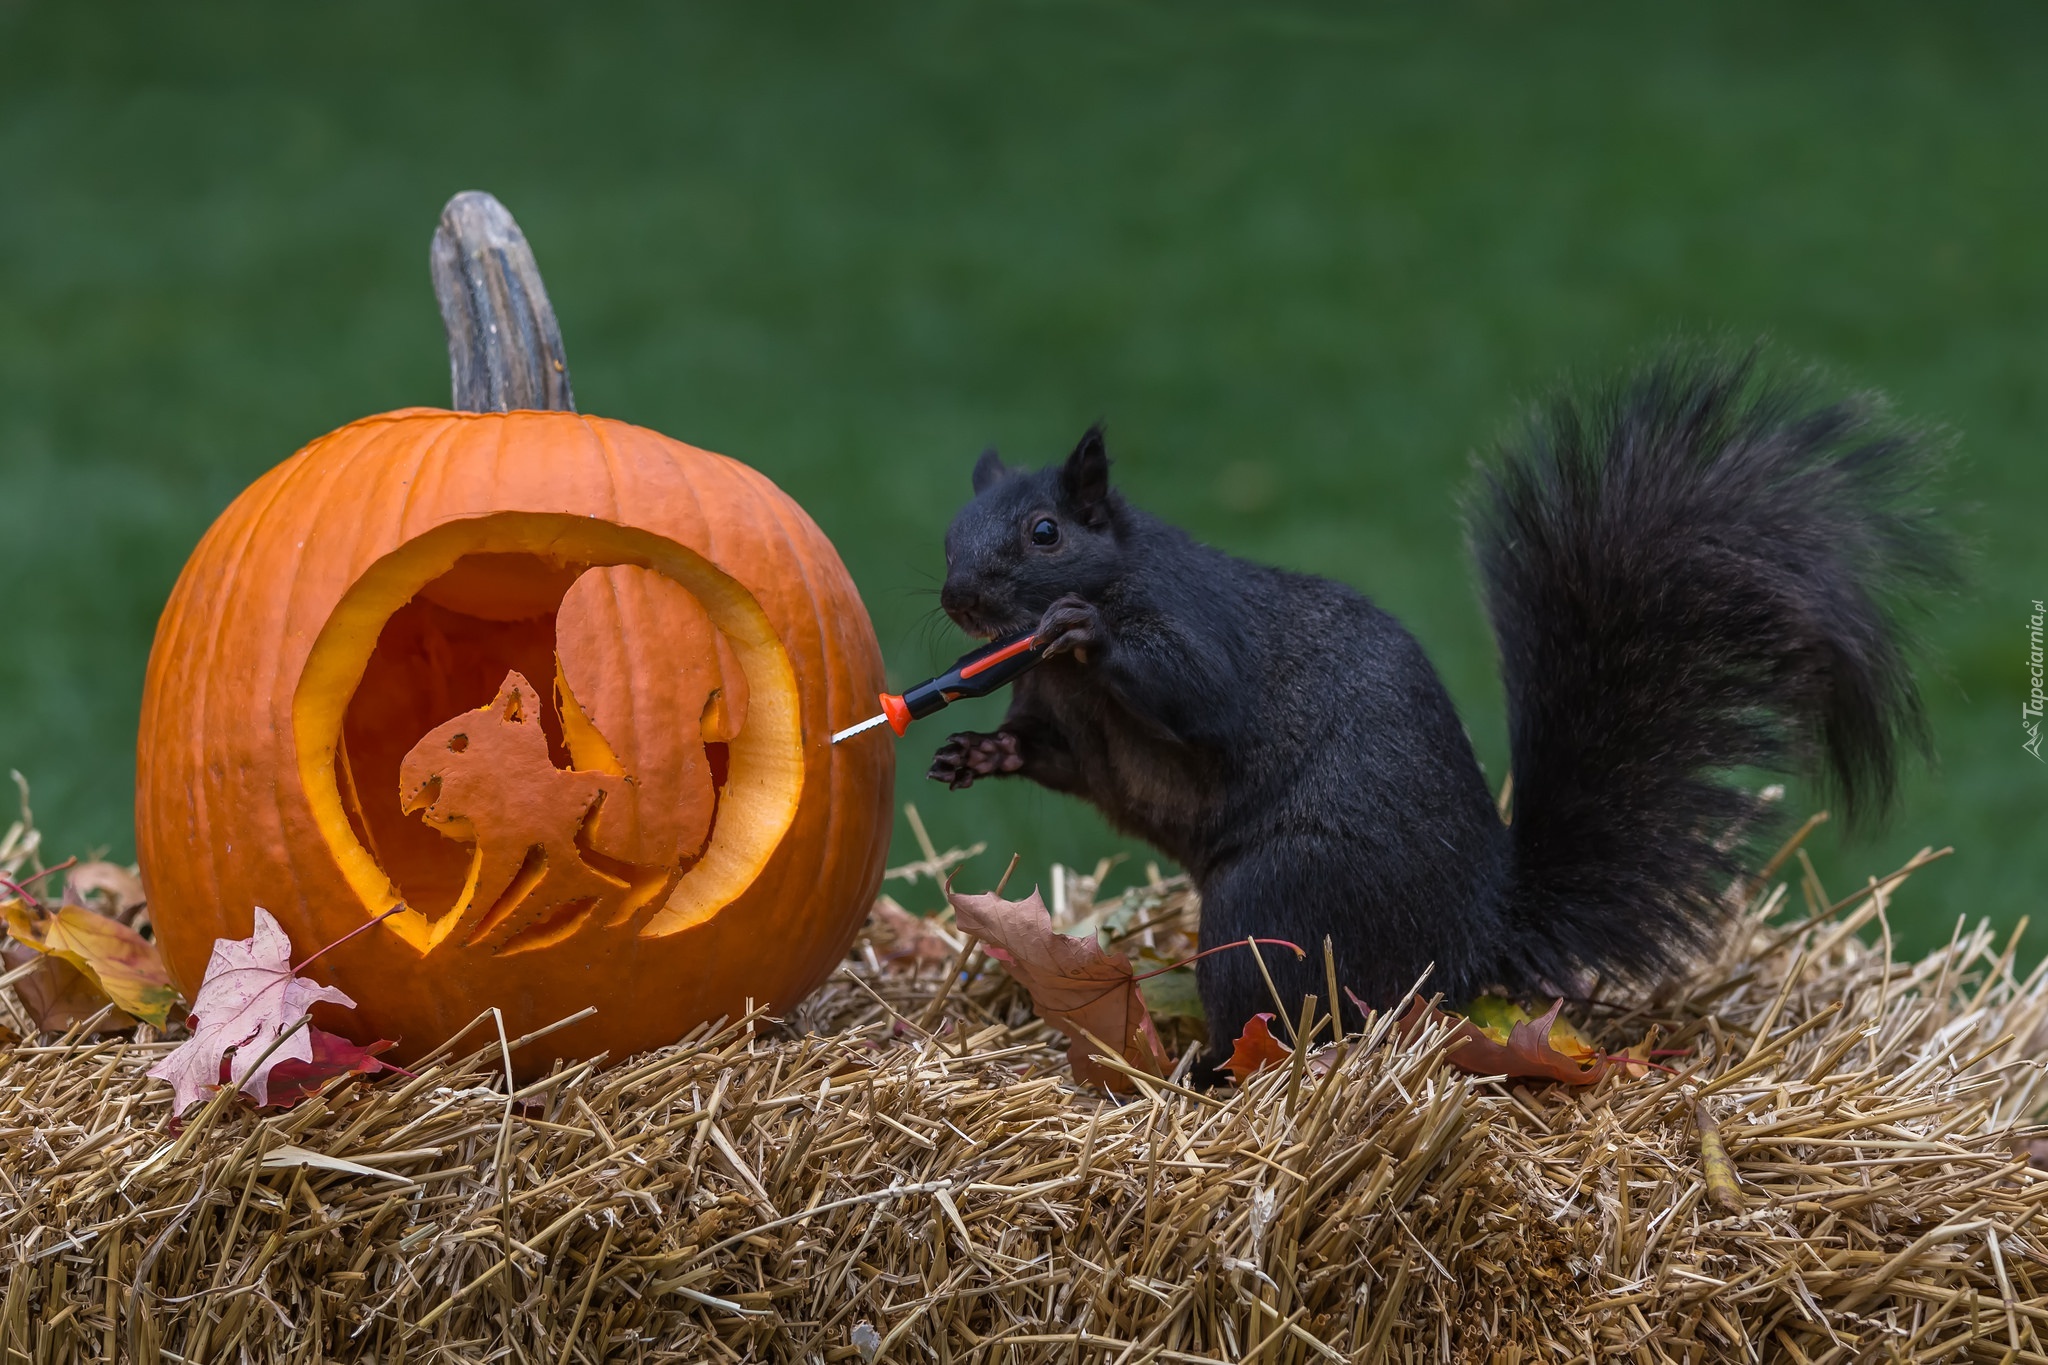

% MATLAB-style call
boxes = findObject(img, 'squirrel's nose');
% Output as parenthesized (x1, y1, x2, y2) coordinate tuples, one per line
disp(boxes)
(939, 581, 982, 621)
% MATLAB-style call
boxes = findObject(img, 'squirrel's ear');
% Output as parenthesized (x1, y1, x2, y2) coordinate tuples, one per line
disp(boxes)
(1060, 424, 1111, 524)
(971, 447, 1008, 495)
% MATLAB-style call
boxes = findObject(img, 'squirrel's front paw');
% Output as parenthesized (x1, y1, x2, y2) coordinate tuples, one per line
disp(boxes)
(927, 730, 1025, 789)
(1034, 594, 1104, 661)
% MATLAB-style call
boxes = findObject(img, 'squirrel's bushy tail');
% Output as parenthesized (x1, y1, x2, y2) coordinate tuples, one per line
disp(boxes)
(1470, 345, 1954, 995)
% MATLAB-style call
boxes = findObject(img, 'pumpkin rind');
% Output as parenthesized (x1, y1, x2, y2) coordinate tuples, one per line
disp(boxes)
(136, 409, 892, 1074)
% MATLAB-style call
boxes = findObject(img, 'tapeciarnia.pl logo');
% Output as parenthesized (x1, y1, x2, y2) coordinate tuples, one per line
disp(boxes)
(2027, 599, 2045, 762)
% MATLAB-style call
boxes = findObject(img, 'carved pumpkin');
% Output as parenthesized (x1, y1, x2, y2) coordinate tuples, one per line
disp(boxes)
(135, 195, 892, 1074)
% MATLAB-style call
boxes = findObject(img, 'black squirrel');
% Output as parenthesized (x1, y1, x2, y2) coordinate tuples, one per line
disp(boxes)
(928, 346, 1953, 1075)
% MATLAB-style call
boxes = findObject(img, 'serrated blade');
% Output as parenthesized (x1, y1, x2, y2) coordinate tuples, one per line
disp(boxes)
(832, 713, 890, 744)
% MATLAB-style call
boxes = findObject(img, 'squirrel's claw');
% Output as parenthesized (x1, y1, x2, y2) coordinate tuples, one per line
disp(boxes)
(1034, 594, 1104, 660)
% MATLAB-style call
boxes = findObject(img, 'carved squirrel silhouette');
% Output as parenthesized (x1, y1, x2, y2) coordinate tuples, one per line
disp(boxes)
(399, 671, 634, 949)
(392, 562, 749, 951)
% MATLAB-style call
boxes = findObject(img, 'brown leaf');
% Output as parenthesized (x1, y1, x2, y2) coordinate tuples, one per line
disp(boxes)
(1391, 994, 1616, 1086)
(64, 860, 147, 923)
(3, 939, 136, 1033)
(863, 895, 957, 965)
(946, 882, 1167, 1090)
(1223, 1012, 1291, 1084)
(3, 899, 176, 1027)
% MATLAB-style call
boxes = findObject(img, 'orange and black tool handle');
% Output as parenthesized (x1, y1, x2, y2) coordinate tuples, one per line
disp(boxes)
(877, 631, 1045, 735)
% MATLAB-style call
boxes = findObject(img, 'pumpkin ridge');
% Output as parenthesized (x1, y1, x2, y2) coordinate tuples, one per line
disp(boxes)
(264, 433, 382, 951)
(384, 411, 462, 554)
(756, 477, 842, 926)
(636, 437, 806, 937)
(583, 412, 631, 527)
(637, 424, 719, 613)
(150, 423, 330, 995)
(582, 424, 672, 878)
(332, 413, 472, 941)
(217, 436, 351, 956)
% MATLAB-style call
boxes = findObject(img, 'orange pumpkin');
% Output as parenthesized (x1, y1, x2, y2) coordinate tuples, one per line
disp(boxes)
(135, 195, 892, 1074)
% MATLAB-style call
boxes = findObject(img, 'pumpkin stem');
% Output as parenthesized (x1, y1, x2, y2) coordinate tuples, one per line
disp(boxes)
(430, 191, 576, 413)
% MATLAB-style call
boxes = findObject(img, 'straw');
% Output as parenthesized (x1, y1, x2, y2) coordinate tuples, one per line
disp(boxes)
(4, 840, 2046, 1362)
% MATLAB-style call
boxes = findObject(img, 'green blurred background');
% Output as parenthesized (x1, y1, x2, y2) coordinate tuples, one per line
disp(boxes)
(2, 2, 2041, 953)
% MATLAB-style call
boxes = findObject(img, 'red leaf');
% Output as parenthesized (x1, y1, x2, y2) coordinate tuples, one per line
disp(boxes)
(250, 1028, 396, 1108)
(945, 881, 1167, 1090)
(1224, 1013, 1292, 1084)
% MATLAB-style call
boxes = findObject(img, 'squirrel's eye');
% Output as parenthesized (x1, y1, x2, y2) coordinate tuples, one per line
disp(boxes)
(1030, 517, 1060, 547)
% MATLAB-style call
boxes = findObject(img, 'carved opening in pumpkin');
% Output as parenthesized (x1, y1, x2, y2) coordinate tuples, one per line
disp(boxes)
(295, 515, 805, 958)
(332, 552, 750, 954)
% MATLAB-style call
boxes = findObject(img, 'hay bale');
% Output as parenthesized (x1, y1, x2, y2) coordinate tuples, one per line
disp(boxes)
(4, 841, 2047, 1363)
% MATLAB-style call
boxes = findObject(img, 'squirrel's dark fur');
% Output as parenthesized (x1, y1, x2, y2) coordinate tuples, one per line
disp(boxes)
(930, 347, 1952, 1076)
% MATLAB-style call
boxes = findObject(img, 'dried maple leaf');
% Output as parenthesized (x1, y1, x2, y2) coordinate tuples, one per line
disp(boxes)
(147, 907, 365, 1115)
(248, 1029, 395, 1109)
(946, 881, 1168, 1090)
(863, 895, 958, 965)
(64, 860, 148, 924)
(1390, 994, 1615, 1086)
(3, 939, 135, 1033)
(2, 898, 177, 1027)
(1223, 1013, 1292, 1084)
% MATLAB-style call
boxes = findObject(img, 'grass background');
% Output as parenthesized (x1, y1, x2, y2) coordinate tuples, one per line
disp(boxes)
(2, 2, 2041, 952)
